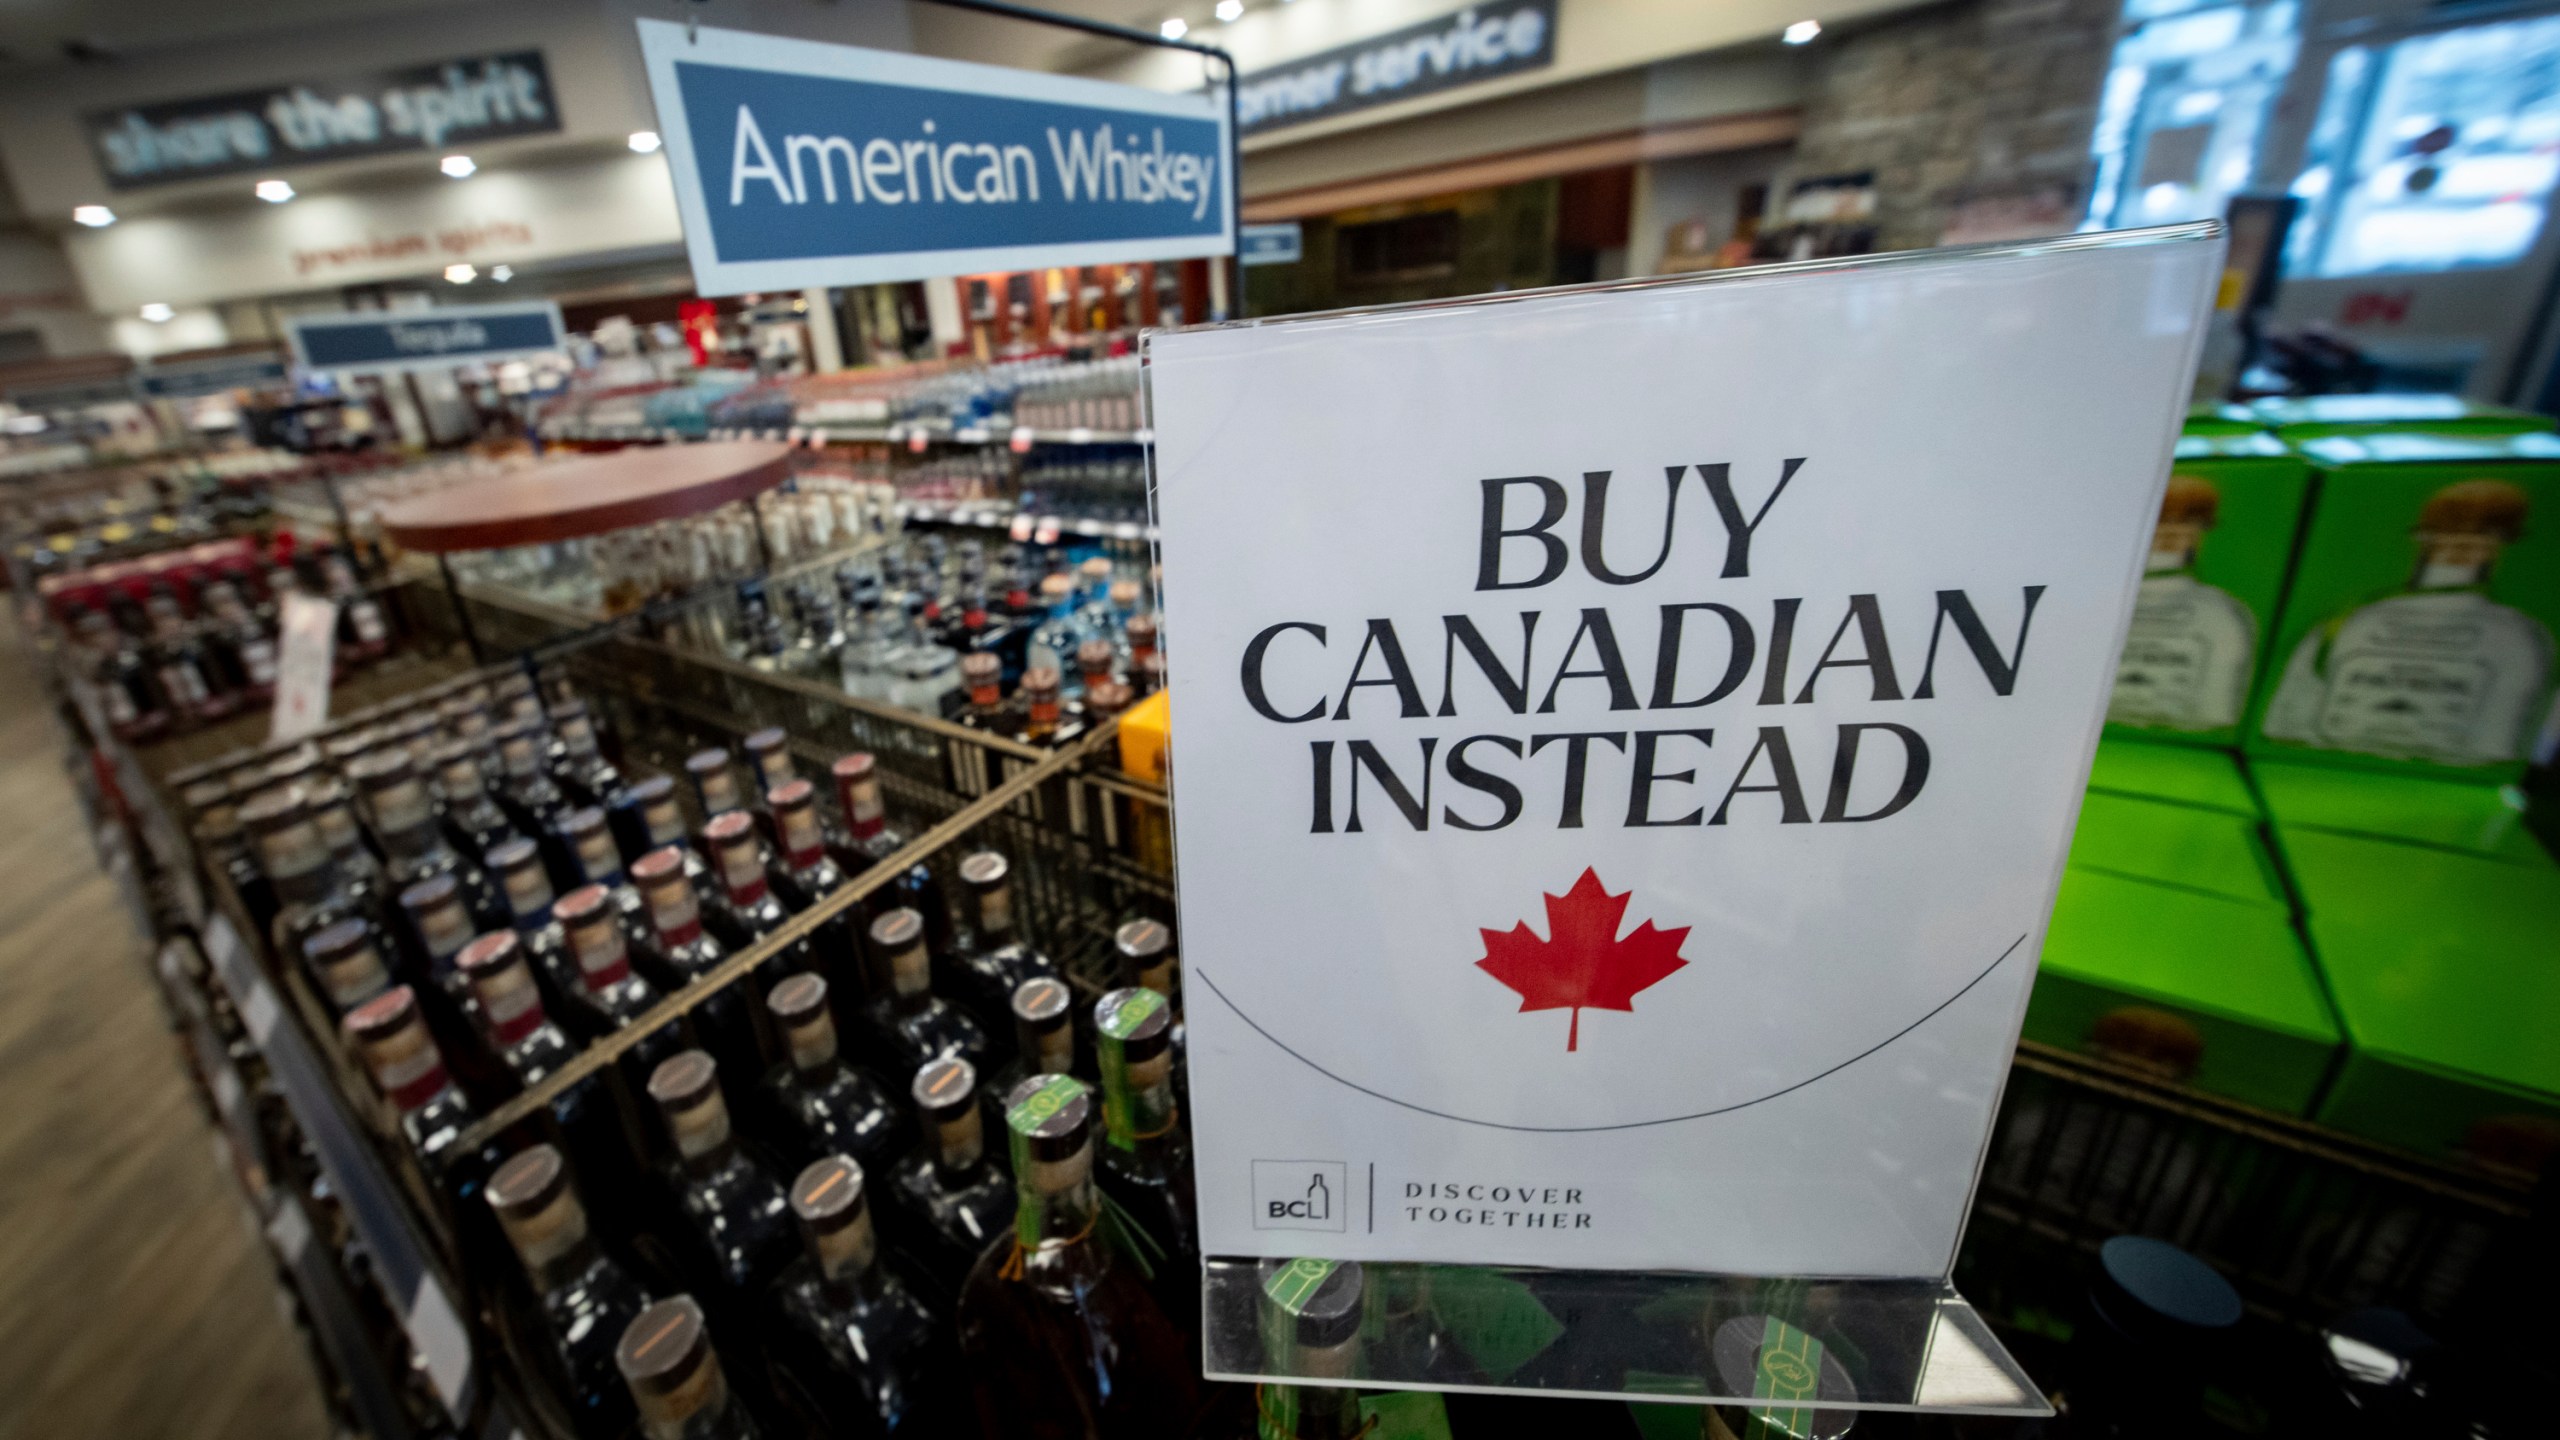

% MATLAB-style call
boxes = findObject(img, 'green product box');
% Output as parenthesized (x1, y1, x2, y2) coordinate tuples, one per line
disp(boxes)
(2248, 394, 2555, 442)
(2248, 432, 2560, 781)
(2027, 868, 2339, 1114)
(2184, 403, 2263, 437)
(2087, 735, 2258, 815)
(2251, 758, 2552, 869)
(2287, 828, 2560, 1176)
(2067, 789, 2287, 907)
(2106, 434, 2312, 747)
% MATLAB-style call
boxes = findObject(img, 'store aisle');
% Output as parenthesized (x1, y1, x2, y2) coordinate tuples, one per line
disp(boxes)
(0, 615, 330, 1440)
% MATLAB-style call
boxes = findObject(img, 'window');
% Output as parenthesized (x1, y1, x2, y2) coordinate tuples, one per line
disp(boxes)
(2083, 1, 2301, 231)
(1335, 211, 1462, 287)
(2289, 16, 2560, 278)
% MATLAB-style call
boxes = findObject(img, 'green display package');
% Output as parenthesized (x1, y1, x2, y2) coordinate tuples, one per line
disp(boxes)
(2087, 735, 2258, 815)
(2287, 828, 2560, 1176)
(2251, 758, 2551, 868)
(2067, 790, 2287, 907)
(2249, 432, 2560, 781)
(2106, 434, 2312, 746)
(2027, 868, 2339, 1114)
(2247, 394, 2555, 442)
(2184, 403, 2262, 437)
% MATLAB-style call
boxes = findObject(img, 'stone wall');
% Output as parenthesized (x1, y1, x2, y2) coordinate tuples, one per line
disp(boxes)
(1791, 0, 2123, 250)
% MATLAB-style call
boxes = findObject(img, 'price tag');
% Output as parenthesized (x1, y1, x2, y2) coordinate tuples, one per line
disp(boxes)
(1008, 513, 1036, 542)
(266, 1197, 314, 1265)
(1034, 517, 1062, 546)
(242, 981, 281, 1047)
(212, 1065, 246, 1120)
(1066, 426, 1095, 445)
(906, 428, 930, 454)
(1134, 426, 1155, 444)
(406, 1276, 474, 1416)
(1009, 427, 1035, 454)
(268, 591, 338, 744)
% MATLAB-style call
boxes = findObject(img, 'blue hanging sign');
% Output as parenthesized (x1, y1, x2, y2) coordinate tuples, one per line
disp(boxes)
(637, 19, 1234, 296)
(283, 302, 566, 376)
(1240, 221, 1304, 266)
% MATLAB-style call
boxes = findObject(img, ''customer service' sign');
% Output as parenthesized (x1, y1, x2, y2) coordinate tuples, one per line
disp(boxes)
(637, 20, 1232, 295)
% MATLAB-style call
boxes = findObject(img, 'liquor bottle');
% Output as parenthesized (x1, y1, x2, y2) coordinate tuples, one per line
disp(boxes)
(431, 738, 523, 864)
(1074, 638, 1118, 702)
(614, 776, 713, 887)
(630, 848, 763, 1082)
(547, 700, 623, 805)
(949, 651, 1013, 733)
(314, 544, 392, 663)
(555, 883, 689, 1078)
(2264, 479, 2555, 766)
(645, 1051, 796, 1296)
(301, 916, 394, 1017)
(488, 836, 584, 1008)
(615, 1295, 762, 1440)
(699, 811, 798, 958)
(825, 754, 951, 951)
(764, 974, 907, 1174)
(945, 851, 1059, 1042)
(199, 576, 280, 701)
(765, 778, 849, 924)
(887, 1059, 1014, 1289)
(687, 746, 747, 827)
(397, 874, 483, 1007)
(488, 1144, 651, 1440)
(240, 786, 376, 968)
(861, 908, 989, 1078)
(1023, 572, 1083, 679)
(742, 725, 797, 801)
(495, 719, 577, 848)
(1093, 988, 1198, 1325)
(186, 778, 276, 939)
(457, 931, 579, 1088)
(560, 805, 654, 950)
(495, 671, 546, 726)
(983, 976, 1079, 1117)
(304, 777, 386, 905)
(1255, 1259, 1370, 1440)
(771, 1155, 947, 1435)
(343, 986, 489, 1192)
(1124, 616, 1160, 695)
(956, 1074, 1198, 1438)
(2109, 475, 2256, 733)
(1115, 918, 1186, 1101)
(354, 751, 509, 930)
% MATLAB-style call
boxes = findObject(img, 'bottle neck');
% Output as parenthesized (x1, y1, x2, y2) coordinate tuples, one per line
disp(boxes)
(1102, 1053, 1180, 1160)
(972, 881, 1015, 944)
(1014, 1138, 1102, 1262)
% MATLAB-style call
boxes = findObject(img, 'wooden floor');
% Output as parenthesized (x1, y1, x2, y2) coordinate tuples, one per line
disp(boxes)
(0, 614, 333, 1440)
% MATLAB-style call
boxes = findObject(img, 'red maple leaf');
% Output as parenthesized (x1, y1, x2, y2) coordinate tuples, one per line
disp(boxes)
(1476, 868, 1691, 1051)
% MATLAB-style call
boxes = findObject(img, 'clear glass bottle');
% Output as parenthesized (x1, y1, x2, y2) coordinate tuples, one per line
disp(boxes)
(886, 1058, 1014, 1290)
(956, 1074, 1197, 1437)
(1255, 1259, 1370, 1440)
(861, 908, 989, 1079)
(763, 974, 907, 1175)
(614, 1295, 762, 1440)
(645, 1050, 795, 1296)
(1094, 987, 1198, 1326)
(489, 1144, 652, 1440)
(771, 1155, 947, 1435)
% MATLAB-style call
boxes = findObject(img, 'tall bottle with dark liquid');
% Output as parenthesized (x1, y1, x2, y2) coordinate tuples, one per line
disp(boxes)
(1116, 918, 1187, 1102)
(1255, 1259, 1372, 1440)
(554, 883, 688, 1077)
(629, 847, 760, 1080)
(645, 1050, 795, 1297)
(984, 976, 1079, 1110)
(1093, 987, 1198, 1323)
(771, 1155, 948, 1436)
(615, 776, 712, 888)
(860, 908, 988, 1077)
(826, 753, 950, 951)
(489, 836, 582, 1008)
(764, 974, 907, 1174)
(240, 786, 377, 967)
(547, 699, 623, 805)
(431, 738, 522, 864)
(886, 1059, 1014, 1290)
(457, 931, 579, 1089)
(944, 851, 1058, 1043)
(343, 985, 496, 1203)
(301, 917, 394, 1017)
(699, 811, 798, 964)
(487, 1144, 651, 1440)
(559, 805, 652, 950)
(351, 750, 506, 929)
(615, 1295, 762, 1440)
(686, 746, 746, 827)
(956, 1074, 1198, 1439)
(305, 777, 385, 905)
(494, 719, 576, 857)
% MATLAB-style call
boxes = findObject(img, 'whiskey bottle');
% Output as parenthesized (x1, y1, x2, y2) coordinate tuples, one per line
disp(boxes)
(886, 1058, 1014, 1290)
(241, 786, 377, 968)
(700, 811, 798, 955)
(489, 1144, 651, 1440)
(946, 851, 1059, 1043)
(686, 747, 747, 827)
(1255, 1259, 1369, 1440)
(457, 931, 579, 1088)
(547, 699, 624, 806)
(397, 874, 483, 1006)
(1125, 615, 1160, 695)
(826, 754, 951, 951)
(771, 1155, 947, 1435)
(741, 725, 797, 802)
(305, 778, 386, 905)
(950, 651, 1012, 733)
(765, 778, 849, 924)
(1017, 666, 1083, 748)
(614, 776, 713, 887)
(1115, 918, 1186, 1101)
(488, 836, 583, 1007)
(763, 974, 907, 1174)
(956, 1074, 1198, 1438)
(495, 719, 577, 845)
(984, 976, 1078, 1111)
(343, 985, 488, 1192)
(615, 1295, 762, 1440)
(2109, 475, 2257, 733)
(645, 1051, 795, 1296)
(431, 738, 523, 864)
(559, 804, 653, 950)
(301, 916, 394, 1016)
(186, 779, 276, 939)
(554, 883, 688, 1079)
(630, 848, 762, 1083)
(861, 908, 989, 1078)
(350, 750, 507, 929)
(1093, 987, 1198, 1322)
(1074, 638, 1118, 701)
(2264, 479, 2555, 766)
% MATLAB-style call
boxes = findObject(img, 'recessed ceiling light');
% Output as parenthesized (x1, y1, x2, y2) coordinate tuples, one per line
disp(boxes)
(445, 263, 478, 284)
(139, 302, 174, 323)
(490, 264, 514, 282)
(628, 131, 662, 154)
(1161, 17, 1188, 40)
(255, 179, 295, 203)
(1784, 19, 1822, 44)
(440, 154, 477, 178)
(73, 205, 116, 227)
(1215, 0, 1244, 20)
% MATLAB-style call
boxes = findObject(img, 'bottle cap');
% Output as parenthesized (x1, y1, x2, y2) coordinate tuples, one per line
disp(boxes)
(1012, 975, 1071, 1027)
(911, 1056, 976, 1121)
(767, 972, 829, 1025)
(1126, 614, 1157, 646)
(830, 752, 876, 782)
(1084, 680, 1132, 718)
(554, 883, 609, 924)
(960, 651, 1000, 683)
(630, 847, 685, 884)
(789, 1154, 868, 1227)
(560, 805, 608, 842)
(1076, 639, 1116, 670)
(1002, 1072, 1092, 1164)
(769, 777, 813, 810)
(685, 747, 731, 783)
(488, 1144, 568, 1218)
(399, 872, 458, 915)
(615, 1295, 715, 1401)
(1115, 918, 1172, 961)
(703, 811, 755, 845)
(1259, 1257, 1367, 1349)
(343, 985, 421, 1043)
(1020, 666, 1060, 698)
(958, 851, 1008, 889)
(1095, 986, 1172, 1062)
(867, 906, 923, 949)
(487, 836, 539, 873)
(646, 1050, 721, 1114)
(457, 929, 522, 978)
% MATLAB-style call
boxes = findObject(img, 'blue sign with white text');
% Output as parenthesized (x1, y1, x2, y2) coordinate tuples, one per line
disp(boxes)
(285, 303, 565, 375)
(640, 20, 1233, 295)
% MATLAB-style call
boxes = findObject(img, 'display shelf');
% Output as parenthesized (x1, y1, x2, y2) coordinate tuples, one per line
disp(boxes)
(380, 441, 792, 553)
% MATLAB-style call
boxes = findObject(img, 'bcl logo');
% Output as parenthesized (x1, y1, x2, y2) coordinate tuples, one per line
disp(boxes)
(1252, 1160, 1348, 1232)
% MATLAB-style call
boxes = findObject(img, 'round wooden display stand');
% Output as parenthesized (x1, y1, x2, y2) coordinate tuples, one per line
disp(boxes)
(378, 441, 793, 553)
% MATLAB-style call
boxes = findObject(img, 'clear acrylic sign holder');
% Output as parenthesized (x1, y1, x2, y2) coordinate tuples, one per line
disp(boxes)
(1141, 224, 2226, 1421)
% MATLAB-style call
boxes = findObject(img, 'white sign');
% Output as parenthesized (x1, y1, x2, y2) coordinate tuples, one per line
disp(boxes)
(1151, 226, 2222, 1275)
(269, 591, 339, 744)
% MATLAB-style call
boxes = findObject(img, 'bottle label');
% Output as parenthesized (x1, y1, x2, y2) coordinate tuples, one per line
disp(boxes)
(649, 884, 703, 947)
(642, 797, 686, 846)
(977, 882, 1013, 938)
(371, 777, 433, 835)
(502, 863, 551, 919)
(573, 827, 622, 883)
(786, 1013, 836, 1072)
(417, 900, 473, 961)
(1262, 1256, 1341, 1314)
(697, 769, 739, 815)
(478, 967, 544, 1044)
(888, 941, 930, 997)
(312, 803, 362, 855)
(842, 776, 885, 838)
(316, 943, 389, 1010)
(719, 842, 767, 904)
(780, 807, 825, 870)
(755, 748, 794, 790)
(440, 759, 483, 798)
(571, 922, 632, 989)
(370, 1044, 450, 1113)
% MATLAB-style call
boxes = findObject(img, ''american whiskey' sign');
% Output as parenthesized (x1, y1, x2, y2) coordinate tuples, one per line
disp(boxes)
(1150, 227, 2225, 1274)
